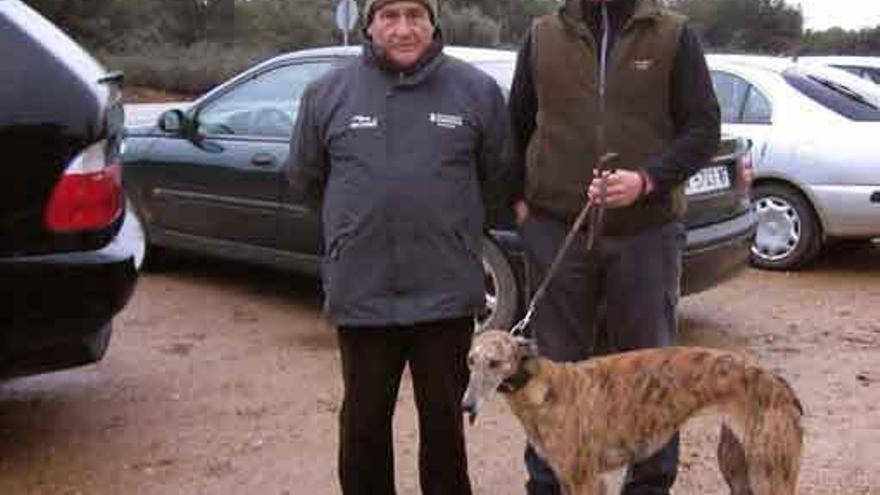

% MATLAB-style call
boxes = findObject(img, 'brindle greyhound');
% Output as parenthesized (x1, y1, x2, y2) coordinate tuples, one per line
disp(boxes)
(462, 330, 803, 495)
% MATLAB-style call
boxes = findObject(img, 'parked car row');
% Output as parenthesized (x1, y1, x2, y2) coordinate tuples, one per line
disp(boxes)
(9, 0, 877, 382)
(1, 1, 138, 379)
(120, 46, 757, 333)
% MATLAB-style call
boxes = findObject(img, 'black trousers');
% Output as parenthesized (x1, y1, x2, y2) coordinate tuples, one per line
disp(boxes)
(519, 214, 684, 495)
(337, 317, 474, 495)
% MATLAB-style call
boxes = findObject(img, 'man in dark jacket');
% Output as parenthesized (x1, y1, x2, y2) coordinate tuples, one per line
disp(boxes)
(288, 0, 512, 493)
(508, 0, 720, 494)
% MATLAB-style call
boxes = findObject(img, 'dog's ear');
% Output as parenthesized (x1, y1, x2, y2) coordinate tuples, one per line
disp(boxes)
(513, 336, 537, 356)
(514, 337, 540, 374)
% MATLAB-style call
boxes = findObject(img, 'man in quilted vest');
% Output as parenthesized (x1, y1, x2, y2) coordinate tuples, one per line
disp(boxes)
(508, 0, 721, 494)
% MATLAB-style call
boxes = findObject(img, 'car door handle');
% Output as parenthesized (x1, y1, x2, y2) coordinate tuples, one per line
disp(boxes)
(251, 153, 277, 167)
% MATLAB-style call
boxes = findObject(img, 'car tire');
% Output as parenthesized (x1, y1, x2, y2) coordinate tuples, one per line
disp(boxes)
(750, 183, 822, 270)
(477, 236, 518, 332)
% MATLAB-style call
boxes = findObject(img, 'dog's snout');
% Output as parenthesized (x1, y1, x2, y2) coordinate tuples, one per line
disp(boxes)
(461, 401, 478, 425)
(462, 386, 480, 425)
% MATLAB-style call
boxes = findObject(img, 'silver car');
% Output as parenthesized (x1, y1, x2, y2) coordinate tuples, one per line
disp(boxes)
(708, 55, 880, 270)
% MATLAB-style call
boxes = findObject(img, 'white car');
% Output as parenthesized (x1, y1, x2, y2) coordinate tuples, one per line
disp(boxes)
(799, 56, 880, 85)
(708, 55, 880, 270)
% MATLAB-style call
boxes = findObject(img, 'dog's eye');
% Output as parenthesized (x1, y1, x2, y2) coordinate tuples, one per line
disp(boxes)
(467, 356, 476, 367)
(489, 360, 501, 369)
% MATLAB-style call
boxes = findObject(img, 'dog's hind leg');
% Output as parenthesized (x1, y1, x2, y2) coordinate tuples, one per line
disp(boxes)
(743, 406, 802, 495)
(718, 423, 753, 495)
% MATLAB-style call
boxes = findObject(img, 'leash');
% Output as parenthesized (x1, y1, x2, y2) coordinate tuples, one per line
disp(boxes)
(509, 152, 618, 337)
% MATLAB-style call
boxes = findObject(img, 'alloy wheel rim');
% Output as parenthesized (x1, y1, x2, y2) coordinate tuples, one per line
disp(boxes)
(752, 195, 801, 262)
(476, 257, 499, 330)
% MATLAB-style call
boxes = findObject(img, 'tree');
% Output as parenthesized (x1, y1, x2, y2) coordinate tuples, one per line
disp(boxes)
(800, 26, 880, 55)
(669, 0, 803, 53)
(441, 4, 501, 46)
(206, 0, 235, 45)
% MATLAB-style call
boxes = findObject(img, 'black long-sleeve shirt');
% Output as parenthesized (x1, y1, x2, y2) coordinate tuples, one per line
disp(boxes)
(509, 1, 721, 199)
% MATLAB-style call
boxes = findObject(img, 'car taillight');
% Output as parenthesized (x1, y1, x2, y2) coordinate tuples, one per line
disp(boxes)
(737, 151, 754, 192)
(44, 140, 123, 232)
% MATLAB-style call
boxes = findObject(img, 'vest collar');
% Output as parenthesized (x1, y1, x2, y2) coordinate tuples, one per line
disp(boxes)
(559, 0, 663, 34)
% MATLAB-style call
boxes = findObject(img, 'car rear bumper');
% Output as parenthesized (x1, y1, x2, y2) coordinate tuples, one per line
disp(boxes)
(0, 237, 138, 378)
(682, 210, 757, 296)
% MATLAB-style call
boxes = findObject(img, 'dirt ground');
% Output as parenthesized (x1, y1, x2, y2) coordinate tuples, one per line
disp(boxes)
(1, 243, 878, 495)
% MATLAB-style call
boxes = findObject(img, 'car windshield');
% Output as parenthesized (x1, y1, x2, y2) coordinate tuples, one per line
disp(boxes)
(784, 66, 880, 121)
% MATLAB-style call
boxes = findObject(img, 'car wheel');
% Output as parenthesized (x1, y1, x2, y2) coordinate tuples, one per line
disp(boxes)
(750, 184, 821, 270)
(476, 236, 518, 332)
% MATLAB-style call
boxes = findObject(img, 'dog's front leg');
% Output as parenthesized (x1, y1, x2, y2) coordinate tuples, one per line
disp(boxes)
(559, 463, 605, 495)
(564, 476, 605, 495)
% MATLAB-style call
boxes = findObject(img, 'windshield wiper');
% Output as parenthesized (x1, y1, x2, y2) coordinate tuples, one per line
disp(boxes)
(808, 75, 879, 110)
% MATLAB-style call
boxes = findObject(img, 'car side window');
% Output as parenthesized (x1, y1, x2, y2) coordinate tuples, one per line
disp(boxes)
(197, 61, 332, 138)
(710, 71, 749, 123)
(741, 85, 772, 124)
(711, 70, 771, 125)
(863, 68, 880, 84)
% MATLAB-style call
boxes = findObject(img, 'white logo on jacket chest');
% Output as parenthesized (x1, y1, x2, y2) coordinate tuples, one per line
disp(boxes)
(633, 59, 654, 71)
(349, 114, 378, 129)
(429, 112, 464, 129)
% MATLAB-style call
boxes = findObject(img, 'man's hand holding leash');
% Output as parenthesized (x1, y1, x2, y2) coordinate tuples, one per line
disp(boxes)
(587, 168, 653, 208)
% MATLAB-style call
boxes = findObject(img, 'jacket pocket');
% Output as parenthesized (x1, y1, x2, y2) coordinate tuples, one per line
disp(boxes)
(453, 228, 481, 263)
(436, 121, 477, 180)
(326, 232, 350, 262)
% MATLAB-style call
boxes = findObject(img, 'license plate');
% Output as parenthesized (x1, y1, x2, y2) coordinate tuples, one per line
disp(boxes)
(685, 165, 731, 195)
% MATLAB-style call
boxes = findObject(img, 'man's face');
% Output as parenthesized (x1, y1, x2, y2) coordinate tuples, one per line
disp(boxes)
(367, 1, 435, 69)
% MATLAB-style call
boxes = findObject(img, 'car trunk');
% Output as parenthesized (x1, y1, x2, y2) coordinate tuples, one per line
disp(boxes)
(684, 136, 752, 232)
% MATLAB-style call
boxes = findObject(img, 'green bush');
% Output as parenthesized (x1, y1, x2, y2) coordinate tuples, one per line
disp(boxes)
(441, 4, 502, 46)
(98, 42, 273, 95)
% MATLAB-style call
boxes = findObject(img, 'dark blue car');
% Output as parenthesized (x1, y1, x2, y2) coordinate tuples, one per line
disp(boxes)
(121, 46, 755, 331)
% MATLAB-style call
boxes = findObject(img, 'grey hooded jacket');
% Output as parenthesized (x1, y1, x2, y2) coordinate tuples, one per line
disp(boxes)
(288, 41, 513, 327)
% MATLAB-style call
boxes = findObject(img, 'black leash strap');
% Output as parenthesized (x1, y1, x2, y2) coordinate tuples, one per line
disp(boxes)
(509, 152, 618, 336)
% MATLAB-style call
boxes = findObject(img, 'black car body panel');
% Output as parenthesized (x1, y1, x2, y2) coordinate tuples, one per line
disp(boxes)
(0, 242, 136, 378)
(1, 1, 137, 378)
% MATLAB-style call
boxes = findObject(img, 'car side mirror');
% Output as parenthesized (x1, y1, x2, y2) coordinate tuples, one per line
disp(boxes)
(158, 109, 187, 134)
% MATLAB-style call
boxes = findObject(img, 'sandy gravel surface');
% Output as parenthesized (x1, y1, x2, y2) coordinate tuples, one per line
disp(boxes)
(1, 244, 878, 495)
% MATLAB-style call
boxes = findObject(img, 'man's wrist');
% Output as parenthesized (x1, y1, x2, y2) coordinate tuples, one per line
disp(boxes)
(637, 170, 653, 198)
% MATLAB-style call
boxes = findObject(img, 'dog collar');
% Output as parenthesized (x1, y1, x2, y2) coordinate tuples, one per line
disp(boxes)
(498, 368, 532, 394)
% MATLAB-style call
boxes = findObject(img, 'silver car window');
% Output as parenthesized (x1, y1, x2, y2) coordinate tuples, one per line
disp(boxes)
(741, 85, 772, 124)
(710, 71, 751, 124)
(197, 61, 332, 138)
